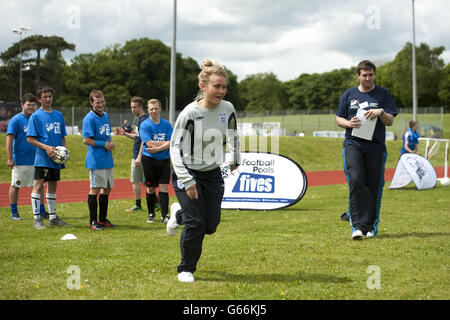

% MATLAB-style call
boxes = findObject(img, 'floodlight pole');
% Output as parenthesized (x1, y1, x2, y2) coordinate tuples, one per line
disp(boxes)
(412, 0, 418, 121)
(169, 0, 177, 126)
(12, 26, 31, 101)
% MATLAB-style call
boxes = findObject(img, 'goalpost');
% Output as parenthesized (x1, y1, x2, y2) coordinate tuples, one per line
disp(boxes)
(419, 137, 449, 186)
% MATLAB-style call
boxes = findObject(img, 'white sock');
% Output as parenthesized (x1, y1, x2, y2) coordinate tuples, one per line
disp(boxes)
(46, 193, 57, 219)
(31, 193, 41, 219)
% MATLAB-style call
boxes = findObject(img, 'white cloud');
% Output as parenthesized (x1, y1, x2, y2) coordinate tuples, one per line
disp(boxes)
(179, 1, 241, 26)
(1, 0, 449, 82)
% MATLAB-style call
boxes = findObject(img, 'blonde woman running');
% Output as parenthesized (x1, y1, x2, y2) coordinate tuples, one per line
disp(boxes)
(168, 59, 240, 283)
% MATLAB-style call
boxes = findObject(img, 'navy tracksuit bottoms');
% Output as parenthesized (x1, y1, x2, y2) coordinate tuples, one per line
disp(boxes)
(172, 167, 224, 274)
(343, 145, 387, 235)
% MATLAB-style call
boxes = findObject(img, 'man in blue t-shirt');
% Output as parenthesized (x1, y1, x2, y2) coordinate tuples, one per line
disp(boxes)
(117, 96, 153, 213)
(6, 93, 46, 220)
(336, 60, 398, 240)
(27, 86, 69, 229)
(82, 90, 115, 231)
(139, 99, 173, 223)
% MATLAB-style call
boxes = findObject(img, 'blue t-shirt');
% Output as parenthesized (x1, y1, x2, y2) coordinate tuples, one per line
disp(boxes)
(401, 128, 420, 154)
(27, 108, 67, 169)
(140, 118, 173, 160)
(82, 111, 114, 169)
(132, 114, 149, 159)
(336, 85, 398, 152)
(7, 113, 36, 165)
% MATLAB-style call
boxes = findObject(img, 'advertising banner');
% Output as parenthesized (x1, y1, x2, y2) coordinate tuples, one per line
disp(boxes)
(389, 153, 437, 190)
(221, 152, 307, 210)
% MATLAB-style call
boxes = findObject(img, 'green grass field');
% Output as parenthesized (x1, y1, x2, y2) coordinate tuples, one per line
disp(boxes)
(0, 129, 449, 300)
(0, 132, 447, 182)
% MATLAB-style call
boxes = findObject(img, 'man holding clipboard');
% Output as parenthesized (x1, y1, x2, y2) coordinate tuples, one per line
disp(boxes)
(336, 60, 397, 240)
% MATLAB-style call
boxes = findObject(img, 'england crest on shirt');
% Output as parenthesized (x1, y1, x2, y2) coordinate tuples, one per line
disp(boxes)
(219, 113, 226, 124)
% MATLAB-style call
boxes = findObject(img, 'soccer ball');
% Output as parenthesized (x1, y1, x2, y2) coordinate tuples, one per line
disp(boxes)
(53, 146, 70, 164)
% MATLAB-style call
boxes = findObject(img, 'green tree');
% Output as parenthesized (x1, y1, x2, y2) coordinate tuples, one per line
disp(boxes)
(58, 53, 99, 108)
(59, 38, 203, 110)
(119, 38, 170, 102)
(0, 64, 20, 101)
(224, 67, 241, 110)
(58, 45, 128, 109)
(437, 63, 450, 111)
(0, 35, 75, 93)
(284, 73, 311, 110)
(239, 73, 287, 112)
(174, 55, 201, 109)
(377, 42, 445, 109)
(285, 68, 356, 111)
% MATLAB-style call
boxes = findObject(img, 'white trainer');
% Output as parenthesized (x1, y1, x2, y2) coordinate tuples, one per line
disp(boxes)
(167, 202, 181, 236)
(351, 229, 365, 240)
(366, 231, 375, 238)
(178, 271, 195, 283)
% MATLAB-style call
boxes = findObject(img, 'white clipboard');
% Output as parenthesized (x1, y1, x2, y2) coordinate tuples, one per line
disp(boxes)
(351, 106, 376, 141)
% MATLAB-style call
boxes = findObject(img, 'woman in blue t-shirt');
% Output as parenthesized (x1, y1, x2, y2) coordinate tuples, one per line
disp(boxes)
(401, 120, 420, 155)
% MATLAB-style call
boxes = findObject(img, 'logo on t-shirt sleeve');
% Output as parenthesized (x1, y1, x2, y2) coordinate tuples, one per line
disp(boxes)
(350, 99, 359, 109)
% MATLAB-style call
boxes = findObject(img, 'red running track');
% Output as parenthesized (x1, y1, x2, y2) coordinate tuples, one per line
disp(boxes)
(0, 167, 445, 208)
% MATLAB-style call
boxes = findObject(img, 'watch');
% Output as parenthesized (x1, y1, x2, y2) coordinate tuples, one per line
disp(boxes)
(379, 108, 384, 116)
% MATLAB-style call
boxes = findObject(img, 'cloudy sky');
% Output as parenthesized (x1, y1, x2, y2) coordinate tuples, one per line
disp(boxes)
(1, 0, 449, 81)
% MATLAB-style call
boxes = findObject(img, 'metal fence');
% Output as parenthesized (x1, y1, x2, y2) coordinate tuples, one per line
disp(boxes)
(235, 107, 445, 139)
(55, 107, 179, 133)
(0, 103, 445, 139)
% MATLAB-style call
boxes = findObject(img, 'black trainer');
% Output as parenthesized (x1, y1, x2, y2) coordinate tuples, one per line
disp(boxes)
(340, 212, 349, 221)
(160, 215, 169, 224)
(89, 221, 103, 231)
(98, 219, 116, 228)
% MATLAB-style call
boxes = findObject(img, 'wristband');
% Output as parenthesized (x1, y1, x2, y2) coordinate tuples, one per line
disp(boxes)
(94, 140, 106, 148)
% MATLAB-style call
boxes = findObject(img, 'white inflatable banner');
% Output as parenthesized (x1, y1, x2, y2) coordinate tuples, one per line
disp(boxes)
(389, 153, 437, 190)
(220, 152, 307, 210)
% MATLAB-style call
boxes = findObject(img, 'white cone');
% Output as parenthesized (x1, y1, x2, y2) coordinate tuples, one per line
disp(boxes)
(439, 177, 450, 187)
(61, 234, 78, 240)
